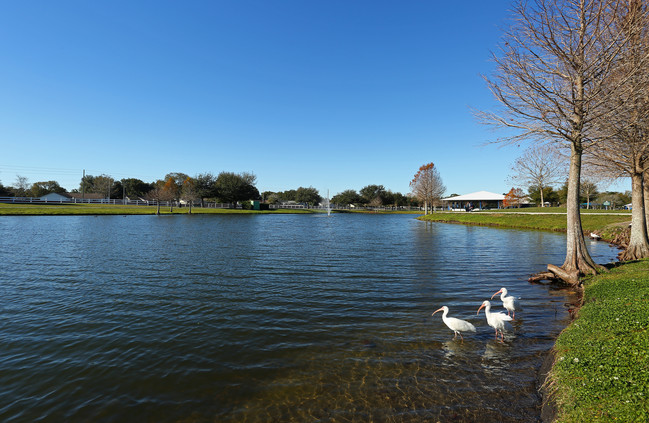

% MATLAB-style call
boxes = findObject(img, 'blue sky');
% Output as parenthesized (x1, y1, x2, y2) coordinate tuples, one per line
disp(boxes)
(0, 0, 629, 197)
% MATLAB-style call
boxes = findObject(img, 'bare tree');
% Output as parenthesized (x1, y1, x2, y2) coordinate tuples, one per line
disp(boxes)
(586, 0, 649, 260)
(145, 183, 164, 215)
(508, 145, 566, 207)
(410, 163, 446, 214)
(181, 177, 199, 214)
(477, 0, 638, 283)
(580, 178, 599, 209)
(161, 177, 179, 212)
(13, 175, 30, 196)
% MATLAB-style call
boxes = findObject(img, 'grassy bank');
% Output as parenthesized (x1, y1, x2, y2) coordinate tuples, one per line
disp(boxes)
(471, 206, 630, 215)
(339, 209, 422, 214)
(0, 203, 315, 215)
(419, 210, 631, 243)
(548, 259, 649, 422)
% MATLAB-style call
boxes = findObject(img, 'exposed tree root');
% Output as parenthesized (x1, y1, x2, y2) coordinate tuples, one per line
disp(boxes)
(528, 272, 559, 284)
(619, 243, 649, 262)
(529, 262, 608, 286)
(547, 264, 580, 286)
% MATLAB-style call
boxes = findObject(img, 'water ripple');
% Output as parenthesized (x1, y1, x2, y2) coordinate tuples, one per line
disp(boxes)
(0, 214, 618, 422)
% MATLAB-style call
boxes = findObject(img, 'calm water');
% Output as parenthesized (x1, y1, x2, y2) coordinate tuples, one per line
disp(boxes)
(0, 214, 618, 422)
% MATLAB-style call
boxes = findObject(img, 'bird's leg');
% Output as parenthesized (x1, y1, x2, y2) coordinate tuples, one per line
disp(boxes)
(453, 332, 457, 340)
(458, 332, 464, 342)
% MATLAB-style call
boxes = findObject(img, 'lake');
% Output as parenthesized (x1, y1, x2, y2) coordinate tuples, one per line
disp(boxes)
(0, 214, 618, 422)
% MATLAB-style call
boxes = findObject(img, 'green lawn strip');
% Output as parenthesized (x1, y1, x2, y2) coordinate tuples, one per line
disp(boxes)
(483, 207, 630, 215)
(0, 203, 315, 215)
(339, 209, 422, 214)
(548, 260, 649, 422)
(419, 212, 631, 237)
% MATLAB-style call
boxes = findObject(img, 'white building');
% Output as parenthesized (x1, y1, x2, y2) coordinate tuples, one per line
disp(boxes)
(442, 191, 505, 210)
(39, 192, 72, 202)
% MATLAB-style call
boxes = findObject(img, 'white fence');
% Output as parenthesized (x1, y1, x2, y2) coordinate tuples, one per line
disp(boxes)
(270, 204, 422, 212)
(0, 196, 144, 205)
(0, 196, 235, 208)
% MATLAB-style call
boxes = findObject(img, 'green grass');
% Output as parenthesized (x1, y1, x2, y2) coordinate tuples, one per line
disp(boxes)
(0, 203, 315, 215)
(479, 206, 630, 214)
(338, 209, 422, 214)
(548, 259, 649, 422)
(419, 210, 631, 240)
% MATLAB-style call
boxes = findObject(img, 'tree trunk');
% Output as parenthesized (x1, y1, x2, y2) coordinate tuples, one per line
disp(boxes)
(551, 142, 602, 284)
(540, 184, 545, 207)
(189, 201, 193, 214)
(156, 201, 160, 215)
(644, 169, 649, 236)
(622, 171, 649, 260)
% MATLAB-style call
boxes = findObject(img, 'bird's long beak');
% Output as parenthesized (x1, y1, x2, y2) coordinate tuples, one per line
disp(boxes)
(432, 307, 444, 316)
(477, 304, 485, 315)
(490, 289, 503, 299)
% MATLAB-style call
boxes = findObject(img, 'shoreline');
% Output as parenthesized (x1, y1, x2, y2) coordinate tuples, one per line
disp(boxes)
(0, 203, 424, 216)
(418, 211, 631, 248)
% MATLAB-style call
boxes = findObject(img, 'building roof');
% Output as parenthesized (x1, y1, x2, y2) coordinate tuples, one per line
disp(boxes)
(40, 192, 72, 199)
(442, 191, 505, 201)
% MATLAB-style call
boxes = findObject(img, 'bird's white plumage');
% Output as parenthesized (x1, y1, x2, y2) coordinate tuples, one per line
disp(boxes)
(477, 300, 512, 341)
(491, 287, 522, 319)
(432, 306, 476, 341)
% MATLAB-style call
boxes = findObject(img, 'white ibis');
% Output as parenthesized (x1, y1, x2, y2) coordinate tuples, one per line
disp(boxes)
(432, 306, 476, 341)
(491, 287, 522, 319)
(477, 300, 512, 342)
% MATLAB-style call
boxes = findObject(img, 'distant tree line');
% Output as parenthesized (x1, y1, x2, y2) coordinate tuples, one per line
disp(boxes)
(330, 185, 418, 208)
(1, 167, 631, 213)
(263, 184, 419, 208)
(0, 173, 424, 209)
(0, 171, 260, 207)
(506, 180, 631, 210)
(262, 187, 322, 206)
(0, 176, 67, 198)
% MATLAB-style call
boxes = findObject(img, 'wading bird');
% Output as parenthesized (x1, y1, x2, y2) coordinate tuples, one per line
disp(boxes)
(477, 300, 512, 342)
(432, 306, 476, 341)
(491, 287, 521, 319)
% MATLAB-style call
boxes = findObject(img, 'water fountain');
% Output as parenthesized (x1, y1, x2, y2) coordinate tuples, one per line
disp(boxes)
(326, 189, 331, 216)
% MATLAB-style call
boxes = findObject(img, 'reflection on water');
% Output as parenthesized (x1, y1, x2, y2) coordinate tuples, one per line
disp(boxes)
(0, 214, 618, 422)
